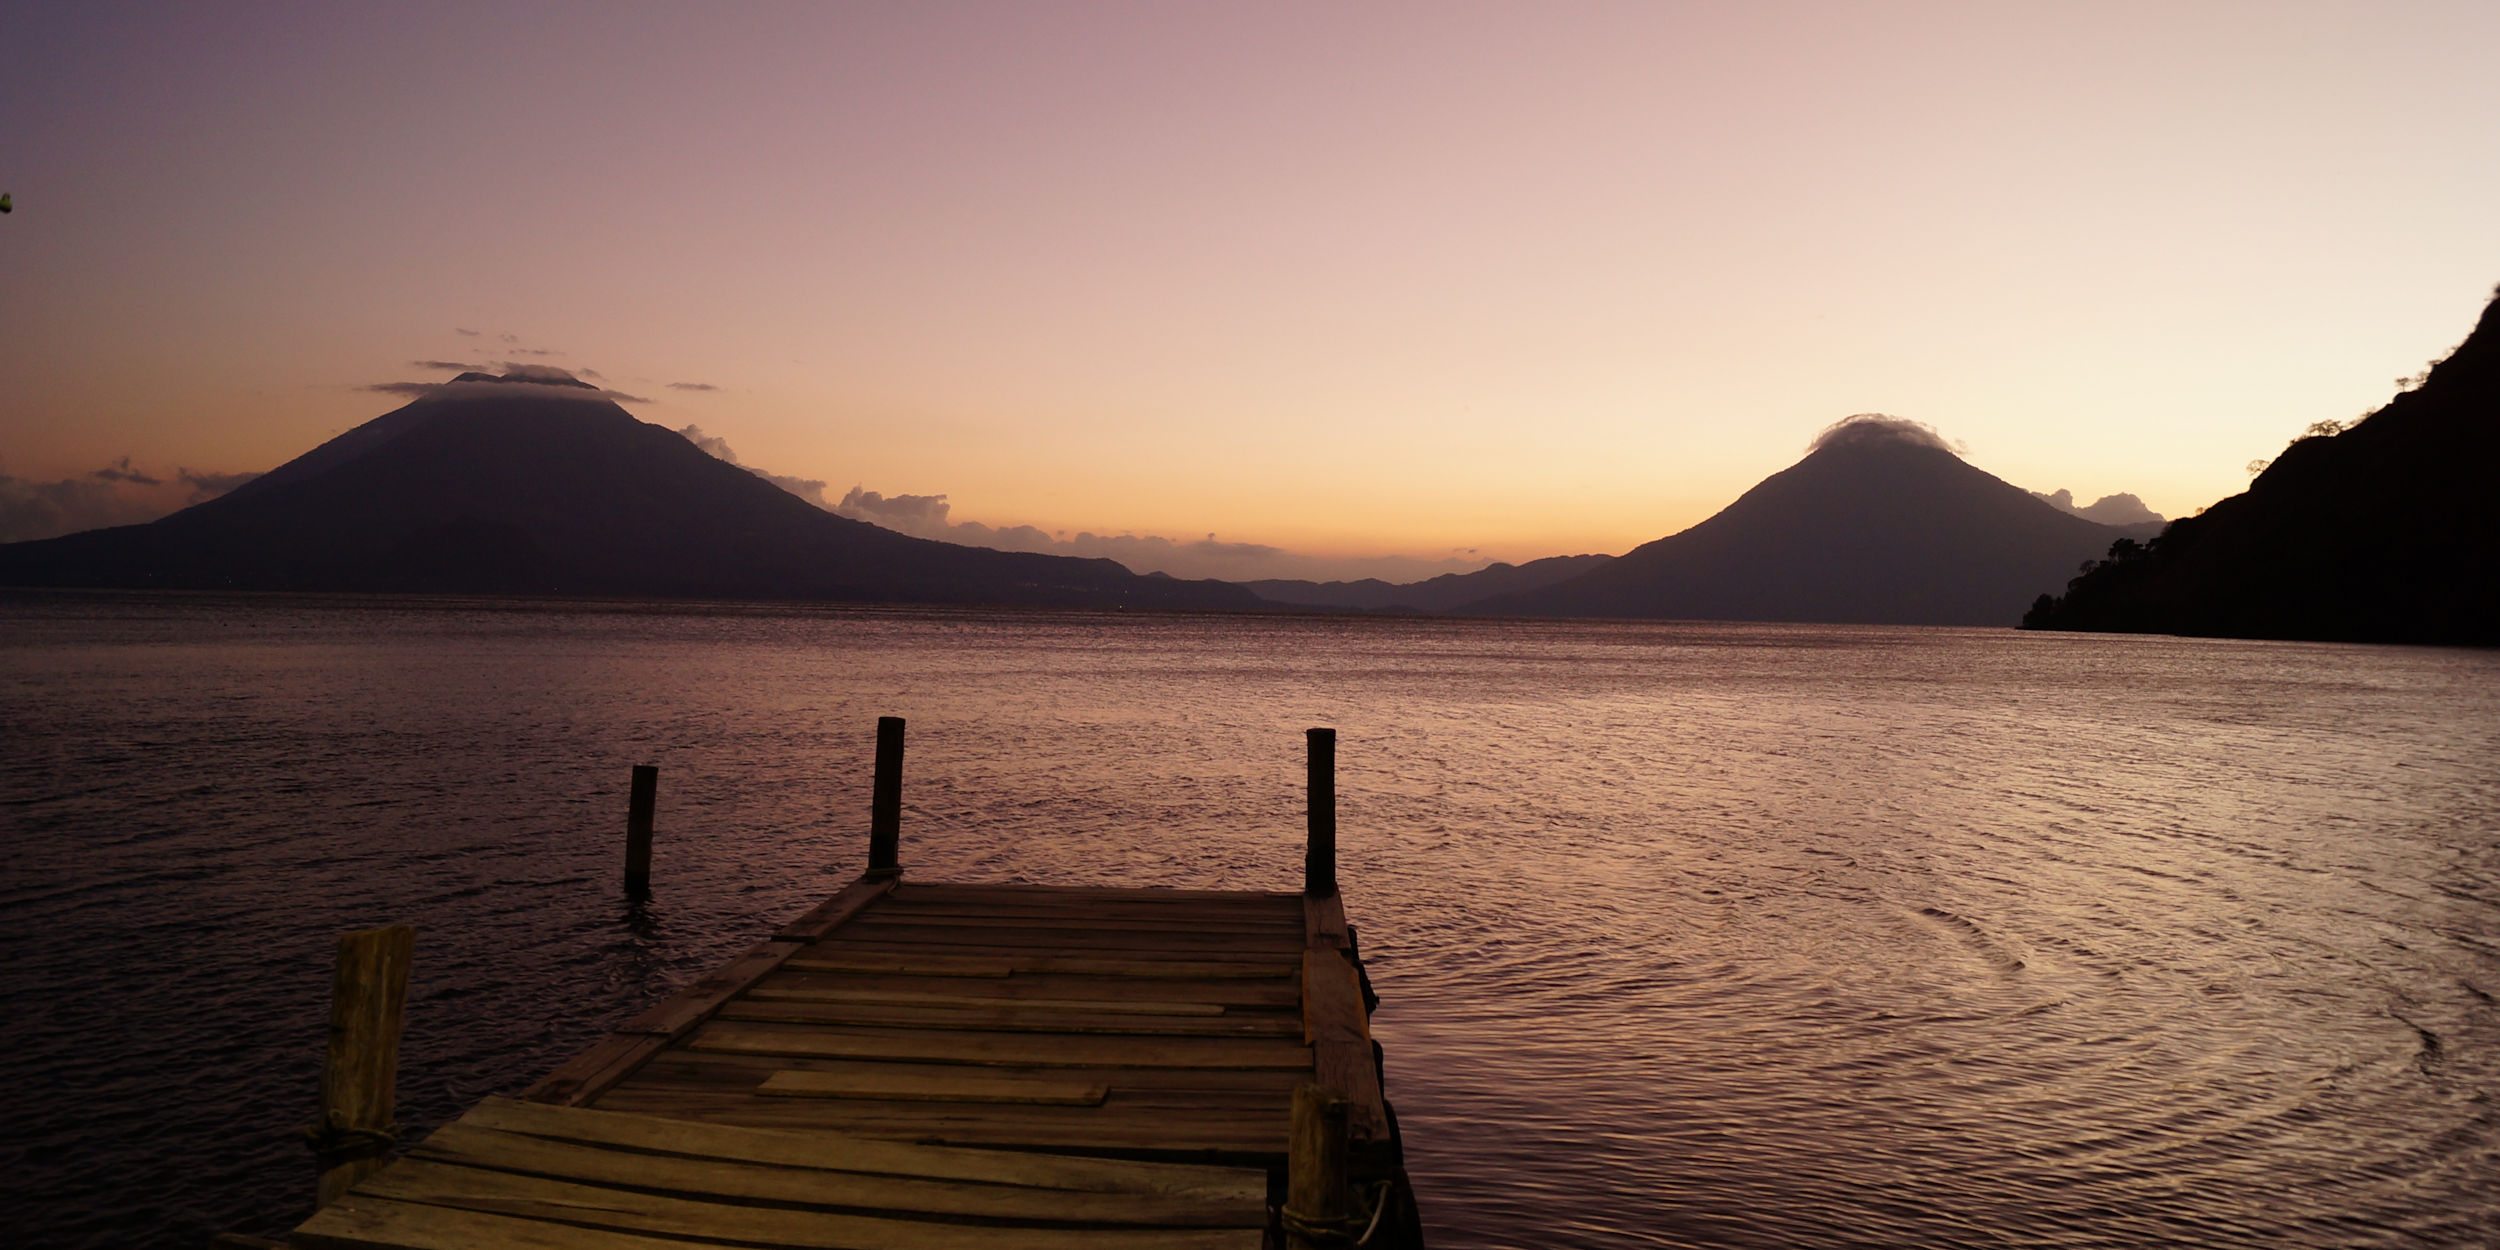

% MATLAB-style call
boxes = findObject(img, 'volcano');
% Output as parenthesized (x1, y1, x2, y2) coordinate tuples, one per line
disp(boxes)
(0, 372, 1259, 611)
(1463, 417, 2150, 625)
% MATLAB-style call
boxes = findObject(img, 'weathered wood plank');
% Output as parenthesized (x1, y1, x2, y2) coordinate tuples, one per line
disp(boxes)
(863, 908, 1303, 934)
(1300, 949, 1368, 1044)
(1302, 892, 1348, 950)
(617, 1068, 1292, 1115)
(585, 1089, 1290, 1157)
(623, 1051, 1311, 1096)
(716, 999, 1302, 1038)
(742, 984, 1234, 1016)
(819, 933, 1299, 962)
(314, 925, 414, 1209)
(892, 883, 1302, 906)
(1312, 1039, 1388, 1144)
(756, 1070, 1110, 1106)
(774, 876, 897, 941)
(619, 939, 804, 1039)
(792, 949, 1298, 980)
(840, 922, 1308, 954)
(686, 1021, 1317, 1069)
(516, 1032, 673, 1106)
(408, 1121, 1260, 1223)
(760, 970, 1302, 1008)
(294, 1195, 751, 1250)
(1286, 1083, 1356, 1250)
(304, 1183, 1263, 1250)
(782, 953, 1015, 978)
(464, 1097, 1267, 1195)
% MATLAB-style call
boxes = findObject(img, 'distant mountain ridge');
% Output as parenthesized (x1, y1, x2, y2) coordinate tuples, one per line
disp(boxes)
(0, 373, 1260, 611)
(2026, 285, 2500, 645)
(2032, 488, 2163, 527)
(1244, 554, 1613, 612)
(1464, 417, 2153, 625)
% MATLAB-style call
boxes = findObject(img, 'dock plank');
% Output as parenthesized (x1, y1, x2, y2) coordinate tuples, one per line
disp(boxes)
(1301, 948, 1369, 1044)
(516, 1032, 671, 1106)
(622, 1051, 1311, 1096)
(463, 1097, 1263, 1196)
(785, 951, 1297, 980)
(863, 909, 1302, 935)
(756, 1069, 1110, 1106)
(586, 1089, 1290, 1156)
(406, 1122, 1257, 1222)
(322, 1171, 1262, 1249)
(741, 984, 1236, 1016)
(716, 999, 1301, 1037)
(775, 877, 898, 941)
(840, 922, 1307, 954)
(759, 970, 1302, 1008)
(892, 883, 1302, 907)
(622, 939, 805, 1039)
(686, 1020, 1317, 1069)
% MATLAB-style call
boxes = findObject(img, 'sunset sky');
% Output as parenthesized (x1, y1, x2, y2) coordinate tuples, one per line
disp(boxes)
(4, 1, 2495, 579)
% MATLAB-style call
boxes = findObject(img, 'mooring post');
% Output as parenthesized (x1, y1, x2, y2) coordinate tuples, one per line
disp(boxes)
(1305, 727, 1337, 896)
(310, 924, 413, 1209)
(1286, 1082, 1355, 1250)
(866, 715, 905, 878)
(624, 764, 657, 898)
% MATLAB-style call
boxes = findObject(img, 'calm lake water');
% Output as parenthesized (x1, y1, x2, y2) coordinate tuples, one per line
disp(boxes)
(3, 591, 2496, 1249)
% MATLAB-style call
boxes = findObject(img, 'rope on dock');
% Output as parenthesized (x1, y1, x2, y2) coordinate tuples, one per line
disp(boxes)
(1282, 1178, 1394, 1246)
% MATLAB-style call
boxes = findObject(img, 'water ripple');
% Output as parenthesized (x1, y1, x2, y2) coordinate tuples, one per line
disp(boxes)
(2, 594, 2496, 1248)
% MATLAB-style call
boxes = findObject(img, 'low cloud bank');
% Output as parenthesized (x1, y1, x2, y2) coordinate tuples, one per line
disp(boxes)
(832, 487, 1487, 583)
(674, 425, 833, 507)
(0, 461, 262, 543)
(665, 427, 1484, 582)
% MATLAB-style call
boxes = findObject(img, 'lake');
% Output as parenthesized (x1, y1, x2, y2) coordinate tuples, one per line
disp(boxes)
(3, 591, 2495, 1248)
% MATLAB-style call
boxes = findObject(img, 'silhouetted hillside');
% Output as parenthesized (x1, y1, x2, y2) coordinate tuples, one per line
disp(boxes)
(1244, 554, 1613, 612)
(0, 374, 1259, 611)
(2026, 285, 2500, 645)
(1465, 417, 2150, 625)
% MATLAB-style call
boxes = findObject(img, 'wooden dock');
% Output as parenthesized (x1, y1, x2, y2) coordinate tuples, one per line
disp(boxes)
(274, 723, 1419, 1249)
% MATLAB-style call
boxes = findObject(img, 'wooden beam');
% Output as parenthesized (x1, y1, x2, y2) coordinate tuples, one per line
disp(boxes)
(463, 1096, 1264, 1197)
(1304, 728, 1336, 897)
(1302, 891, 1348, 950)
(619, 939, 804, 1039)
(312, 924, 414, 1209)
(1285, 1083, 1353, 1250)
(517, 1032, 673, 1106)
(624, 764, 656, 898)
(772, 875, 894, 941)
(1312, 1041, 1388, 1143)
(1300, 949, 1368, 1044)
(866, 716, 904, 878)
(756, 1070, 1110, 1106)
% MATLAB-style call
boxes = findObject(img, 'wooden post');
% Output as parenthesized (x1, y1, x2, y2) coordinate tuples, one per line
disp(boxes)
(624, 764, 657, 898)
(866, 715, 905, 878)
(311, 924, 413, 1209)
(1286, 1082, 1353, 1250)
(1304, 727, 1336, 897)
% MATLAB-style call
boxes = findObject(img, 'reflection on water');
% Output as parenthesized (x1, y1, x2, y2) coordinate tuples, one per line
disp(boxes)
(2, 592, 2496, 1248)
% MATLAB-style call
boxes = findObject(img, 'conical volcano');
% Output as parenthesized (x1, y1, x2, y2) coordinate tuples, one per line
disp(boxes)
(0, 372, 1258, 610)
(1464, 417, 2145, 625)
